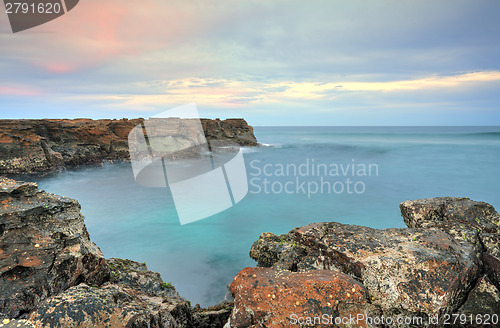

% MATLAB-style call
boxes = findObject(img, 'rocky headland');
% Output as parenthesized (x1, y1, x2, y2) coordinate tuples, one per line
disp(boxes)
(0, 118, 258, 175)
(1, 177, 498, 327)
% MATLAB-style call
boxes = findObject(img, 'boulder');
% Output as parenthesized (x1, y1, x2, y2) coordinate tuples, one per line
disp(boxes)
(457, 275, 500, 327)
(249, 222, 480, 318)
(192, 303, 233, 328)
(400, 197, 500, 289)
(28, 283, 190, 328)
(106, 258, 184, 302)
(227, 267, 379, 328)
(28, 258, 193, 328)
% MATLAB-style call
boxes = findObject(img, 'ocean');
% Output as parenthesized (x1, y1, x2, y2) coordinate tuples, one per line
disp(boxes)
(29, 126, 500, 307)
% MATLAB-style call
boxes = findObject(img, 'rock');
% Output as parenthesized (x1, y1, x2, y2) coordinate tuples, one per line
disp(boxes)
(249, 232, 306, 271)
(0, 178, 234, 327)
(192, 302, 233, 328)
(28, 283, 191, 328)
(0, 177, 108, 318)
(0, 318, 34, 327)
(106, 258, 184, 302)
(28, 258, 194, 328)
(28, 258, 231, 327)
(457, 275, 500, 326)
(249, 222, 480, 319)
(400, 197, 500, 289)
(0, 118, 258, 174)
(227, 267, 379, 328)
(200, 119, 257, 147)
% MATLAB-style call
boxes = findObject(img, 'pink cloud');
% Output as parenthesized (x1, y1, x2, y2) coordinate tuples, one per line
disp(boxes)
(0, 86, 42, 96)
(43, 62, 77, 74)
(22, 0, 204, 74)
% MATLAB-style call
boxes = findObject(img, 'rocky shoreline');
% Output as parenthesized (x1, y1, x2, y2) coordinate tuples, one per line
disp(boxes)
(240, 197, 500, 327)
(0, 118, 258, 175)
(0, 177, 232, 328)
(1, 176, 498, 327)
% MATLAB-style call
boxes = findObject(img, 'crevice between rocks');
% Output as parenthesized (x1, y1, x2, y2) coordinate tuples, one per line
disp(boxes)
(447, 232, 493, 315)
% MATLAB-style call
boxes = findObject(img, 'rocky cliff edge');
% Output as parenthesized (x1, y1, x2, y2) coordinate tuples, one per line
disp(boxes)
(0, 177, 231, 328)
(0, 118, 258, 175)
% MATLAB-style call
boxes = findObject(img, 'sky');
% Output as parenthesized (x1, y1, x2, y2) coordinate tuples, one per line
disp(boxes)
(0, 0, 499, 125)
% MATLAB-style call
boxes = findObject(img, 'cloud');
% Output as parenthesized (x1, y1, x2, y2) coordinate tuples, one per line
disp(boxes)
(282, 71, 500, 95)
(0, 85, 42, 96)
(1, 0, 499, 124)
(54, 70, 500, 114)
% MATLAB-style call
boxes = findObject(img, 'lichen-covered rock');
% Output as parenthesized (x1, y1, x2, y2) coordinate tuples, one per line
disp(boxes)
(28, 283, 192, 328)
(400, 197, 499, 252)
(0, 177, 108, 318)
(105, 259, 234, 327)
(0, 118, 258, 174)
(227, 267, 379, 328)
(249, 233, 306, 271)
(28, 257, 234, 328)
(249, 222, 480, 318)
(457, 275, 500, 326)
(0, 318, 34, 327)
(106, 258, 183, 302)
(400, 197, 500, 289)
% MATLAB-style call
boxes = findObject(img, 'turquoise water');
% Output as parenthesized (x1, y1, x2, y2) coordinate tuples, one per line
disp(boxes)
(30, 126, 500, 306)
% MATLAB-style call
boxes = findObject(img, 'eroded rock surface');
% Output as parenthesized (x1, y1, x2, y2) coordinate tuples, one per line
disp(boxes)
(0, 178, 231, 327)
(457, 275, 500, 326)
(249, 222, 479, 318)
(28, 258, 193, 328)
(0, 118, 257, 174)
(227, 267, 379, 328)
(401, 197, 500, 290)
(232, 198, 500, 328)
(0, 177, 107, 318)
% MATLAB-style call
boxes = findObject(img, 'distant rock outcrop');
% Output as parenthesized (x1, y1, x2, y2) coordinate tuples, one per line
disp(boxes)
(0, 118, 258, 174)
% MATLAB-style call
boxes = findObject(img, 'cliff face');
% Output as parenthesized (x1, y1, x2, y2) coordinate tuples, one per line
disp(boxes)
(0, 177, 108, 318)
(0, 178, 231, 327)
(0, 118, 258, 174)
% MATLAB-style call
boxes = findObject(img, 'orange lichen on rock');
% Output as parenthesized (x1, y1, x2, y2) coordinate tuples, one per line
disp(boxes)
(228, 267, 377, 328)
